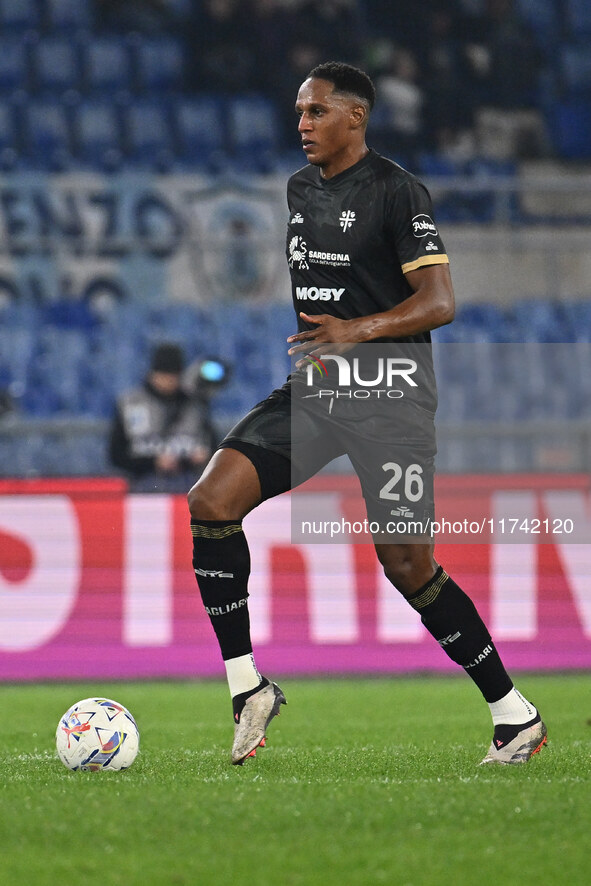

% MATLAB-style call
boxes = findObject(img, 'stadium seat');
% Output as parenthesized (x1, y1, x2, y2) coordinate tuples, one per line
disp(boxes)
(515, 0, 558, 48)
(0, 101, 19, 168)
(560, 300, 591, 341)
(566, 0, 591, 36)
(82, 37, 133, 96)
(0, 0, 40, 32)
(122, 98, 174, 169)
(454, 303, 511, 342)
(418, 152, 464, 177)
(227, 95, 279, 169)
(0, 37, 29, 94)
(0, 326, 36, 397)
(560, 45, 591, 94)
(45, 0, 92, 32)
(133, 35, 185, 93)
(418, 153, 516, 223)
(30, 36, 81, 96)
(85, 335, 145, 411)
(72, 98, 123, 168)
(265, 303, 297, 383)
(508, 299, 570, 343)
(23, 99, 72, 168)
(550, 99, 591, 159)
(165, 0, 192, 14)
(143, 303, 220, 363)
(211, 376, 259, 426)
(29, 327, 89, 414)
(173, 95, 226, 169)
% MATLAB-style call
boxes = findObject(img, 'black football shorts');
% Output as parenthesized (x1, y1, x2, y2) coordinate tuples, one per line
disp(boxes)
(219, 378, 436, 539)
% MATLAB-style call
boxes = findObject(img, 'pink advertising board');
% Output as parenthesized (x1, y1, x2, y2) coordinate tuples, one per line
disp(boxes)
(0, 476, 590, 681)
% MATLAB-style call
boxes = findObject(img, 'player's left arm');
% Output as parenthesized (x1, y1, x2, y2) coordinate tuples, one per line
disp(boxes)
(287, 262, 455, 352)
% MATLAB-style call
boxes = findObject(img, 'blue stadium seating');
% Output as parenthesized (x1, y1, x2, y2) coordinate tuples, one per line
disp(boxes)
(516, 0, 558, 48)
(72, 98, 123, 168)
(0, 0, 583, 179)
(30, 35, 81, 96)
(0, 101, 19, 167)
(550, 98, 591, 159)
(418, 152, 464, 177)
(418, 155, 518, 224)
(453, 303, 512, 342)
(165, 0, 192, 14)
(507, 299, 569, 342)
(2, 297, 591, 434)
(566, 0, 591, 35)
(561, 300, 591, 340)
(173, 96, 227, 169)
(561, 45, 591, 93)
(0, 37, 29, 94)
(143, 303, 208, 359)
(23, 327, 81, 415)
(82, 37, 133, 96)
(0, 0, 40, 32)
(122, 98, 174, 169)
(227, 95, 279, 170)
(435, 338, 591, 424)
(133, 36, 185, 93)
(83, 338, 144, 417)
(23, 99, 72, 168)
(0, 325, 36, 396)
(45, 0, 92, 33)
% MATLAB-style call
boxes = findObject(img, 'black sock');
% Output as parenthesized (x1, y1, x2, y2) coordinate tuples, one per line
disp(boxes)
(407, 566, 513, 703)
(191, 519, 253, 661)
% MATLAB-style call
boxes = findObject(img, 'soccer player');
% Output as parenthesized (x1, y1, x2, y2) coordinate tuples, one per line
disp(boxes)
(188, 62, 546, 766)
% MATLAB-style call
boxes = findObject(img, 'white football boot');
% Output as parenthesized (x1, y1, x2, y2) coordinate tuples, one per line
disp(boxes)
(480, 717, 547, 765)
(231, 681, 286, 765)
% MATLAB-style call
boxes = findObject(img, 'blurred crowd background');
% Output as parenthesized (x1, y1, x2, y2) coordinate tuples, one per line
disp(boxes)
(0, 0, 590, 483)
(0, 0, 588, 172)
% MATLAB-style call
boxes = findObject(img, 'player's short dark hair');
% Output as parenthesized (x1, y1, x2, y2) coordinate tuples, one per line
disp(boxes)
(307, 61, 376, 112)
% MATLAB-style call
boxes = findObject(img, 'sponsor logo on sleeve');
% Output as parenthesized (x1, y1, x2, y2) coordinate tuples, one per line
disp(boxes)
(412, 214, 438, 238)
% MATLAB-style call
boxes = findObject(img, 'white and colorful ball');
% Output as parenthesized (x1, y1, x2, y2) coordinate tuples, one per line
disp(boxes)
(56, 697, 140, 772)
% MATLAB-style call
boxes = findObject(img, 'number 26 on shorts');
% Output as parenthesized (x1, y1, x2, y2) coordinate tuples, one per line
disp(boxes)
(379, 462, 424, 503)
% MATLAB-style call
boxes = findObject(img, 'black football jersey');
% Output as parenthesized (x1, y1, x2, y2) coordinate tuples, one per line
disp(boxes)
(286, 149, 449, 344)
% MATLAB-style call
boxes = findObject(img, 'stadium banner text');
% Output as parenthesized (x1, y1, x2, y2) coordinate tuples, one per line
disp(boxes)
(0, 173, 290, 306)
(0, 477, 590, 681)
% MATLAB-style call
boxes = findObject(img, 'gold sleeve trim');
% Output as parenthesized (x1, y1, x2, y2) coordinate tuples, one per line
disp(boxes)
(401, 254, 449, 274)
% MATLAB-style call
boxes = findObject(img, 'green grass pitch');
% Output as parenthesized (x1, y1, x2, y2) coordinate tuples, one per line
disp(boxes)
(0, 674, 589, 886)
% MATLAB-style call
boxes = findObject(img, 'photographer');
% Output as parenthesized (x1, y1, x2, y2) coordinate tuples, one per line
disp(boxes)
(109, 342, 222, 492)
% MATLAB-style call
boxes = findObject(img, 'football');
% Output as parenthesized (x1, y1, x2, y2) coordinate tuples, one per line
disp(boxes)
(56, 697, 140, 772)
